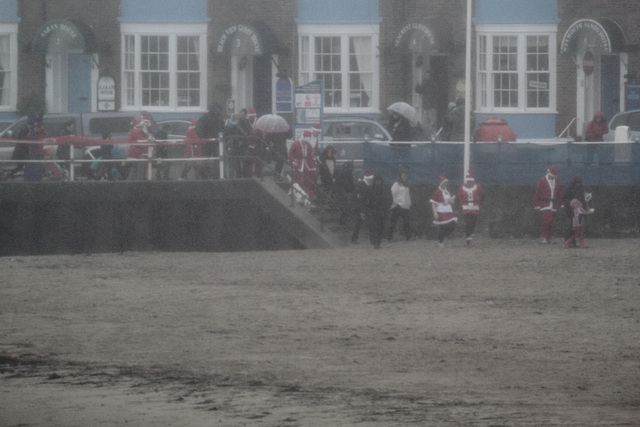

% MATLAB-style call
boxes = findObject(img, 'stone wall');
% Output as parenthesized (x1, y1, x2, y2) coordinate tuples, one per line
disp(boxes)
(0, 181, 638, 256)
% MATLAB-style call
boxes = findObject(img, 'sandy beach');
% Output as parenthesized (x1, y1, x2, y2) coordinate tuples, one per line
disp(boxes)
(1, 237, 639, 426)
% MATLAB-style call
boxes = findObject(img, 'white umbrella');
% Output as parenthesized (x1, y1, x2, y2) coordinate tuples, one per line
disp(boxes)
(387, 102, 418, 127)
(254, 114, 291, 134)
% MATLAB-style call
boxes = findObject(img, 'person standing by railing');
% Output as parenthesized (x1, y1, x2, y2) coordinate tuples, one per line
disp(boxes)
(127, 117, 151, 181)
(24, 113, 47, 182)
(584, 111, 609, 165)
(534, 166, 563, 244)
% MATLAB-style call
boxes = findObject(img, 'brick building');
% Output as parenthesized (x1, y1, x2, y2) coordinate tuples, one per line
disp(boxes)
(0, 0, 638, 140)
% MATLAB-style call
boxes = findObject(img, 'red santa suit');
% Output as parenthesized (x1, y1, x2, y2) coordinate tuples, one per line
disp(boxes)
(430, 176, 457, 246)
(288, 130, 318, 200)
(533, 166, 563, 243)
(456, 170, 484, 245)
(430, 181, 457, 225)
(127, 118, 149, 159)
(183, 120, 203, 158)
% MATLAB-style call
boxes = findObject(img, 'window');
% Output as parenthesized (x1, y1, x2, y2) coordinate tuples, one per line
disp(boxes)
(477, 26, 555, 112)
(299, 24, 379, 113)
(121, 24, 206, 111)
(526, 36, 550, 108)
(0, 27, 17, 110)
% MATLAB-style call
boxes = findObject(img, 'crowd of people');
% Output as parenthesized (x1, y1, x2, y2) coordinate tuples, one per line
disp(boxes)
(342, 164, 594, 250)
(4, 108, 596, 249)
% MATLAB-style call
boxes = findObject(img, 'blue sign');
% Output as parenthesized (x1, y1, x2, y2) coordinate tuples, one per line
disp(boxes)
(275, 77, 293, 113)
(626, 85, 640, 111)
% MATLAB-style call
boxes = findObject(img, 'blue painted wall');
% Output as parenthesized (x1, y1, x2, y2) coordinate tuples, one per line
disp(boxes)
(0, 0, 19, 23)
(119, 0, 209, 23)
(475, 0, 559, 24)
(297, 0, 381, 24)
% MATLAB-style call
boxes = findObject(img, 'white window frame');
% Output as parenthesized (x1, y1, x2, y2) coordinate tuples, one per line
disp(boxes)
(298, 23, 379, 114)
(120, 23, 207, 112)
(0, 24, 18, 111)
(476, 24, 557, 114)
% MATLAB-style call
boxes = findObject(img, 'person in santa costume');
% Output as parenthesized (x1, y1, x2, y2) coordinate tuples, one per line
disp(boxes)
(288, 130, 318, 201)
(533, 165, 564, 244)
(564, 195, 594, 249)
(430, 175, 458, 248)
(127, 117, 152, 181)
(456, 170, 484, 246)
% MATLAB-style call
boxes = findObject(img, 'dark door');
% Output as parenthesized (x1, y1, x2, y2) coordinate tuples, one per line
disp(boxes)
(601, 55, 620, 121)
(253, 55, 272, 116)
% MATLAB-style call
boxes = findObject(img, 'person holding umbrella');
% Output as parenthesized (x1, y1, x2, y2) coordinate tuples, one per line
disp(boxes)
(254, 113, 291, 175)
(387, 101, 417, 143)
(388, 111, 411, 142)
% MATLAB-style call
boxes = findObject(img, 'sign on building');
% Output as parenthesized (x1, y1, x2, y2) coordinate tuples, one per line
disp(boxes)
(293, 80, 323, 141)
(97, 76, 115, 111)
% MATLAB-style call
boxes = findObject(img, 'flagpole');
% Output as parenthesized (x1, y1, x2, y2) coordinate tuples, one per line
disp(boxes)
(463, 0, 472, 178)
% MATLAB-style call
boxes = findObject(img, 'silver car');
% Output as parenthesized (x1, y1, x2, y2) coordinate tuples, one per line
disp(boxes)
(319, 117, 392, 166)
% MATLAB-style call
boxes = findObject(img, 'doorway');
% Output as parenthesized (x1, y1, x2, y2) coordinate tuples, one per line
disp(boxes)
(46, 53, 94, 113)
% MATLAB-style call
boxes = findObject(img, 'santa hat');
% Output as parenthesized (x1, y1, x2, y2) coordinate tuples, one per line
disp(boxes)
(131, 118, 142, 127)
(247, 107, 256, 116)
(312, 124, 321, 133)
(465, 170, 474, 181)
(363, 170, 374, 184)
(547, 166, 558, 177)
(439, 175, 448, 185)
(303, 130, 312, 138)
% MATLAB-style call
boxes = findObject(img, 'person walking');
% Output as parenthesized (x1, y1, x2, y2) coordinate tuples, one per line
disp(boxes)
(288, 130, 318, 201)
(364, 173, 389, 249)
(387, 170, 411, 241)
(564, 196, 595, 249)
(431, 175, 458, 248)
(351, 170, 374, 244)
(456, 170, 484, 246)
(533, 166, 563, 244)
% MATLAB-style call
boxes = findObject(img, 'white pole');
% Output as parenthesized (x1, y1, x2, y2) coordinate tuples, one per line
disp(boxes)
(463, 0, 473, 177)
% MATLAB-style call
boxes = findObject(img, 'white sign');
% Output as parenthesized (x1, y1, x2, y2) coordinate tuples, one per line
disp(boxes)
(97, 76, 116, 111)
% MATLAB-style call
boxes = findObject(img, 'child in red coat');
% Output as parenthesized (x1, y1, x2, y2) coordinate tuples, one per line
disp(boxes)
(564, 196, 594, 248)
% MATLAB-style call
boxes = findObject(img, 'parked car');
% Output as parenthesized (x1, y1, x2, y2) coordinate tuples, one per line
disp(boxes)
(318, 117, 393, 175)
(603, 109, 640, 142)
(0, 111, 156, 177)
(156, 119, 191, 138)
(0, 120, 13, 133)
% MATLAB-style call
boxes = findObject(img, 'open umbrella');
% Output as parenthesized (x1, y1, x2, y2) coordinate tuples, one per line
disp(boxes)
(254, 114, 291, 134)
(387, 102, 418, 127)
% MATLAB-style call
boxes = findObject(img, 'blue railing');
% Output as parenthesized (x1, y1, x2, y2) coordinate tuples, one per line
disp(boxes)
(362, 141, 640, 184)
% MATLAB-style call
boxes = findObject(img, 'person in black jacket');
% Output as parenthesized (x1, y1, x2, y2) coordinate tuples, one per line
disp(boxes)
(364, 173, 390, 249)
(388, 111, 411, 142)
(351, 171, 373, 244)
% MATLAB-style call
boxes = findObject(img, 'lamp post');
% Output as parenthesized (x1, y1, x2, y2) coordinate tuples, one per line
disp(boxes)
(463, 0, 473, 177)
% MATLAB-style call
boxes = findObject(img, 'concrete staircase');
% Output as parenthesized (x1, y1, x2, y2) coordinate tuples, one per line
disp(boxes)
(253, 173, 354, 248)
